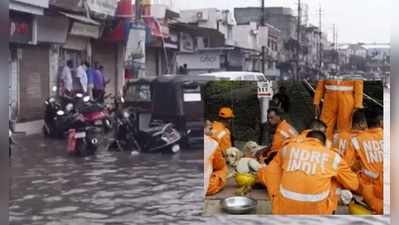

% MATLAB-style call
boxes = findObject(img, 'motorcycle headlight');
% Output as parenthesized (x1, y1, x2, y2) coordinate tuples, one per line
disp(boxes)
(49, 97, 56, 103)
(123, 111, 130, 118)
(65, 103, 74, 112)
(56, 110, 65, 116)
(76, 93, 83, 98)
(83, 96, 90, 102)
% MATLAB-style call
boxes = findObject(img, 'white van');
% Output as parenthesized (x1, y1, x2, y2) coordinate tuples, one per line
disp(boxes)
(198, 71, 267, 81)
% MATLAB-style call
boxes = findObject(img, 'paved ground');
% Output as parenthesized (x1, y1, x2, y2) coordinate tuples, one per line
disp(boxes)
(204, 178, 350, 215)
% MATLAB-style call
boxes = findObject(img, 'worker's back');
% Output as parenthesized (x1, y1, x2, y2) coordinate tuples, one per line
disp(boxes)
(275, 137, 358, 214)
(352, 127, 383, 177)
(352, 127, 383, 214)
(332, 130, 362, 167)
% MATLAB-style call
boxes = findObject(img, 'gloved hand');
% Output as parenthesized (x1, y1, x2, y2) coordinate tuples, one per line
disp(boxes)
(340, 189, 353, 205)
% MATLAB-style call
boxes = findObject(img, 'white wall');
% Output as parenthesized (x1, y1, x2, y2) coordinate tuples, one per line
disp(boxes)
(232, 22, 260, 50)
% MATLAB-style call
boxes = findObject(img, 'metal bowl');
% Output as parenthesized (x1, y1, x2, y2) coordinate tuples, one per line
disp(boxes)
(220, 196, 257, 214)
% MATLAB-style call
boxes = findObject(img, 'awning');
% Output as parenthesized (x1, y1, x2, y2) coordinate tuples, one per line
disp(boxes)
(10, 2, 44, 15)
(143, 16, 168, 38)
(59, 11, 100, 26)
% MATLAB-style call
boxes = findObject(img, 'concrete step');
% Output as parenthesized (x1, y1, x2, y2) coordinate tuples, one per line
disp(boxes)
(15, 120, 43, 136)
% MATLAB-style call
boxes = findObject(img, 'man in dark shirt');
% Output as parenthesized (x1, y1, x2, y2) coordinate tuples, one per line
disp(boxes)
(273, 86, 290, 113)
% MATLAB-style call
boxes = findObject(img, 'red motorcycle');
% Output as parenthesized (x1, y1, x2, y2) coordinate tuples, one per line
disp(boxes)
(67, 113, 99, 157)
(71, 94, 113, 133)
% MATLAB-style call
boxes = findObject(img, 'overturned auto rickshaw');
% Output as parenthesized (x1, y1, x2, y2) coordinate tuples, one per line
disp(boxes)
(123, 75, 215, 148)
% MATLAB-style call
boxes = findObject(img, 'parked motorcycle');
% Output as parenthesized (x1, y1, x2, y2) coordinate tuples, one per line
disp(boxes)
(109, 97, 181, 153)
(67, 113, 99, 157)
(71, 93, 113, 133)
(43, 87, 76, 138)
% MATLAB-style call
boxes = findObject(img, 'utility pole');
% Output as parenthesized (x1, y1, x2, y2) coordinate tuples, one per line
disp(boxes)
(318, 6, 322, 79)
(261, 0, 266, 75)
(296, 0, 301, 80)
(333, 24, 336, 74)
(335, 27, 339, 72)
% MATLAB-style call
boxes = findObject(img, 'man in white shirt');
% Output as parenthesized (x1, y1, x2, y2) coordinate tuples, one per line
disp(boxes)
(76, 61, 88, 93)
(61, 60, 73, 96)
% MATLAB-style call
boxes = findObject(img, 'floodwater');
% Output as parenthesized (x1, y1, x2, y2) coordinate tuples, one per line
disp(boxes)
(9, 88, 390, 225)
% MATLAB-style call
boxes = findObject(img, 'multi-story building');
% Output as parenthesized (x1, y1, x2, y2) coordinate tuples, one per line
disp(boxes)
(9, 0, 125, 122)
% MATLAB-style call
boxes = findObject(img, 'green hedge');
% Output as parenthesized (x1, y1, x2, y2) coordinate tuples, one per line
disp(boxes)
(202, 81, 261, 141)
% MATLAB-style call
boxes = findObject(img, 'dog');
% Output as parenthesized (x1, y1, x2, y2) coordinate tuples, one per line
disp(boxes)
(224, 147, 242, 178)
(236, 157, 261, 174)
(225, 146, 262, 177)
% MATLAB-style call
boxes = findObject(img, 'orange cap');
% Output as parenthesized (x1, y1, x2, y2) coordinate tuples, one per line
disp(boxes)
(219, 107, 234, 118)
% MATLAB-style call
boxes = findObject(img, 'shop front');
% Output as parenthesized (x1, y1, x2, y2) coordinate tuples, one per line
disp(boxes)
(10, 11, 52, 122)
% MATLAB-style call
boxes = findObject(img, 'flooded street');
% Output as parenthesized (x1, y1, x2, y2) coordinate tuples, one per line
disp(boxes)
(9, 134, 205, 225)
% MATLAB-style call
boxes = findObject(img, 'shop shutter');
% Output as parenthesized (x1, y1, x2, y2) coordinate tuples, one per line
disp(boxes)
(19, 45, 49, 121)
(145, 48, 158, 76)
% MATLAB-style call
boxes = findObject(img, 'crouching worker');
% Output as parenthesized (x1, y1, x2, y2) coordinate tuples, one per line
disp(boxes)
(212, 107, 234, 154)
(204, 121, 228, 196)
(352, 108, 384, 214)
(258, 130, 359, 214)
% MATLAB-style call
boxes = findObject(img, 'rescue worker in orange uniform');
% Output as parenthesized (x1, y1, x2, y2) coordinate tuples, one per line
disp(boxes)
(313, 79, 364, 141)
(267, 107, 298, 152)
(332, 110, 368, 168)
(211, 107, 234, 154)
(258, 131, 359, 214)
(351, 108, 384, 214)
(204, 121, 228, 196)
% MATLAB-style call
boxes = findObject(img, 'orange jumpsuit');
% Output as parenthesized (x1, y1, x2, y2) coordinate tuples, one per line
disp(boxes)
(332, 130, 362, 168)
(205, 135, 228, 196)
(313, 80, 364, 141)
(258, 137, 359, 214)
(271, 120, 298, 152)
(352, 128, 384, 214)
(211, 121, 232, 154)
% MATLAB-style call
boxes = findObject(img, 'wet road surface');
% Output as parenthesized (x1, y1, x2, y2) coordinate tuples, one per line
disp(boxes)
(10, 134, 205, 225)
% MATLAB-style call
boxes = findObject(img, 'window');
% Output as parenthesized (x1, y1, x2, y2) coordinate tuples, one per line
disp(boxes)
(257, 75, 265, 81)
(125, 84, 151, 102)
(243, 75, 255, 80)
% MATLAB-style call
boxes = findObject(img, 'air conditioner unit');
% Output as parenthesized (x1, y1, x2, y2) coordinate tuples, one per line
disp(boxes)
(196, 11, 208, 22)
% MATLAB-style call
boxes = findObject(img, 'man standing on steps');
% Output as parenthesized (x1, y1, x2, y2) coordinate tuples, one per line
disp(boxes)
(313, 79, 364, 141)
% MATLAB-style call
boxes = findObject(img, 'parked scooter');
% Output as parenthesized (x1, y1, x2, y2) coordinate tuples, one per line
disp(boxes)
(109, 96, 181, 153)
(43, 87, 76, 138)
(67, 113, 99, 157)
(71, 93, 113, 133)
